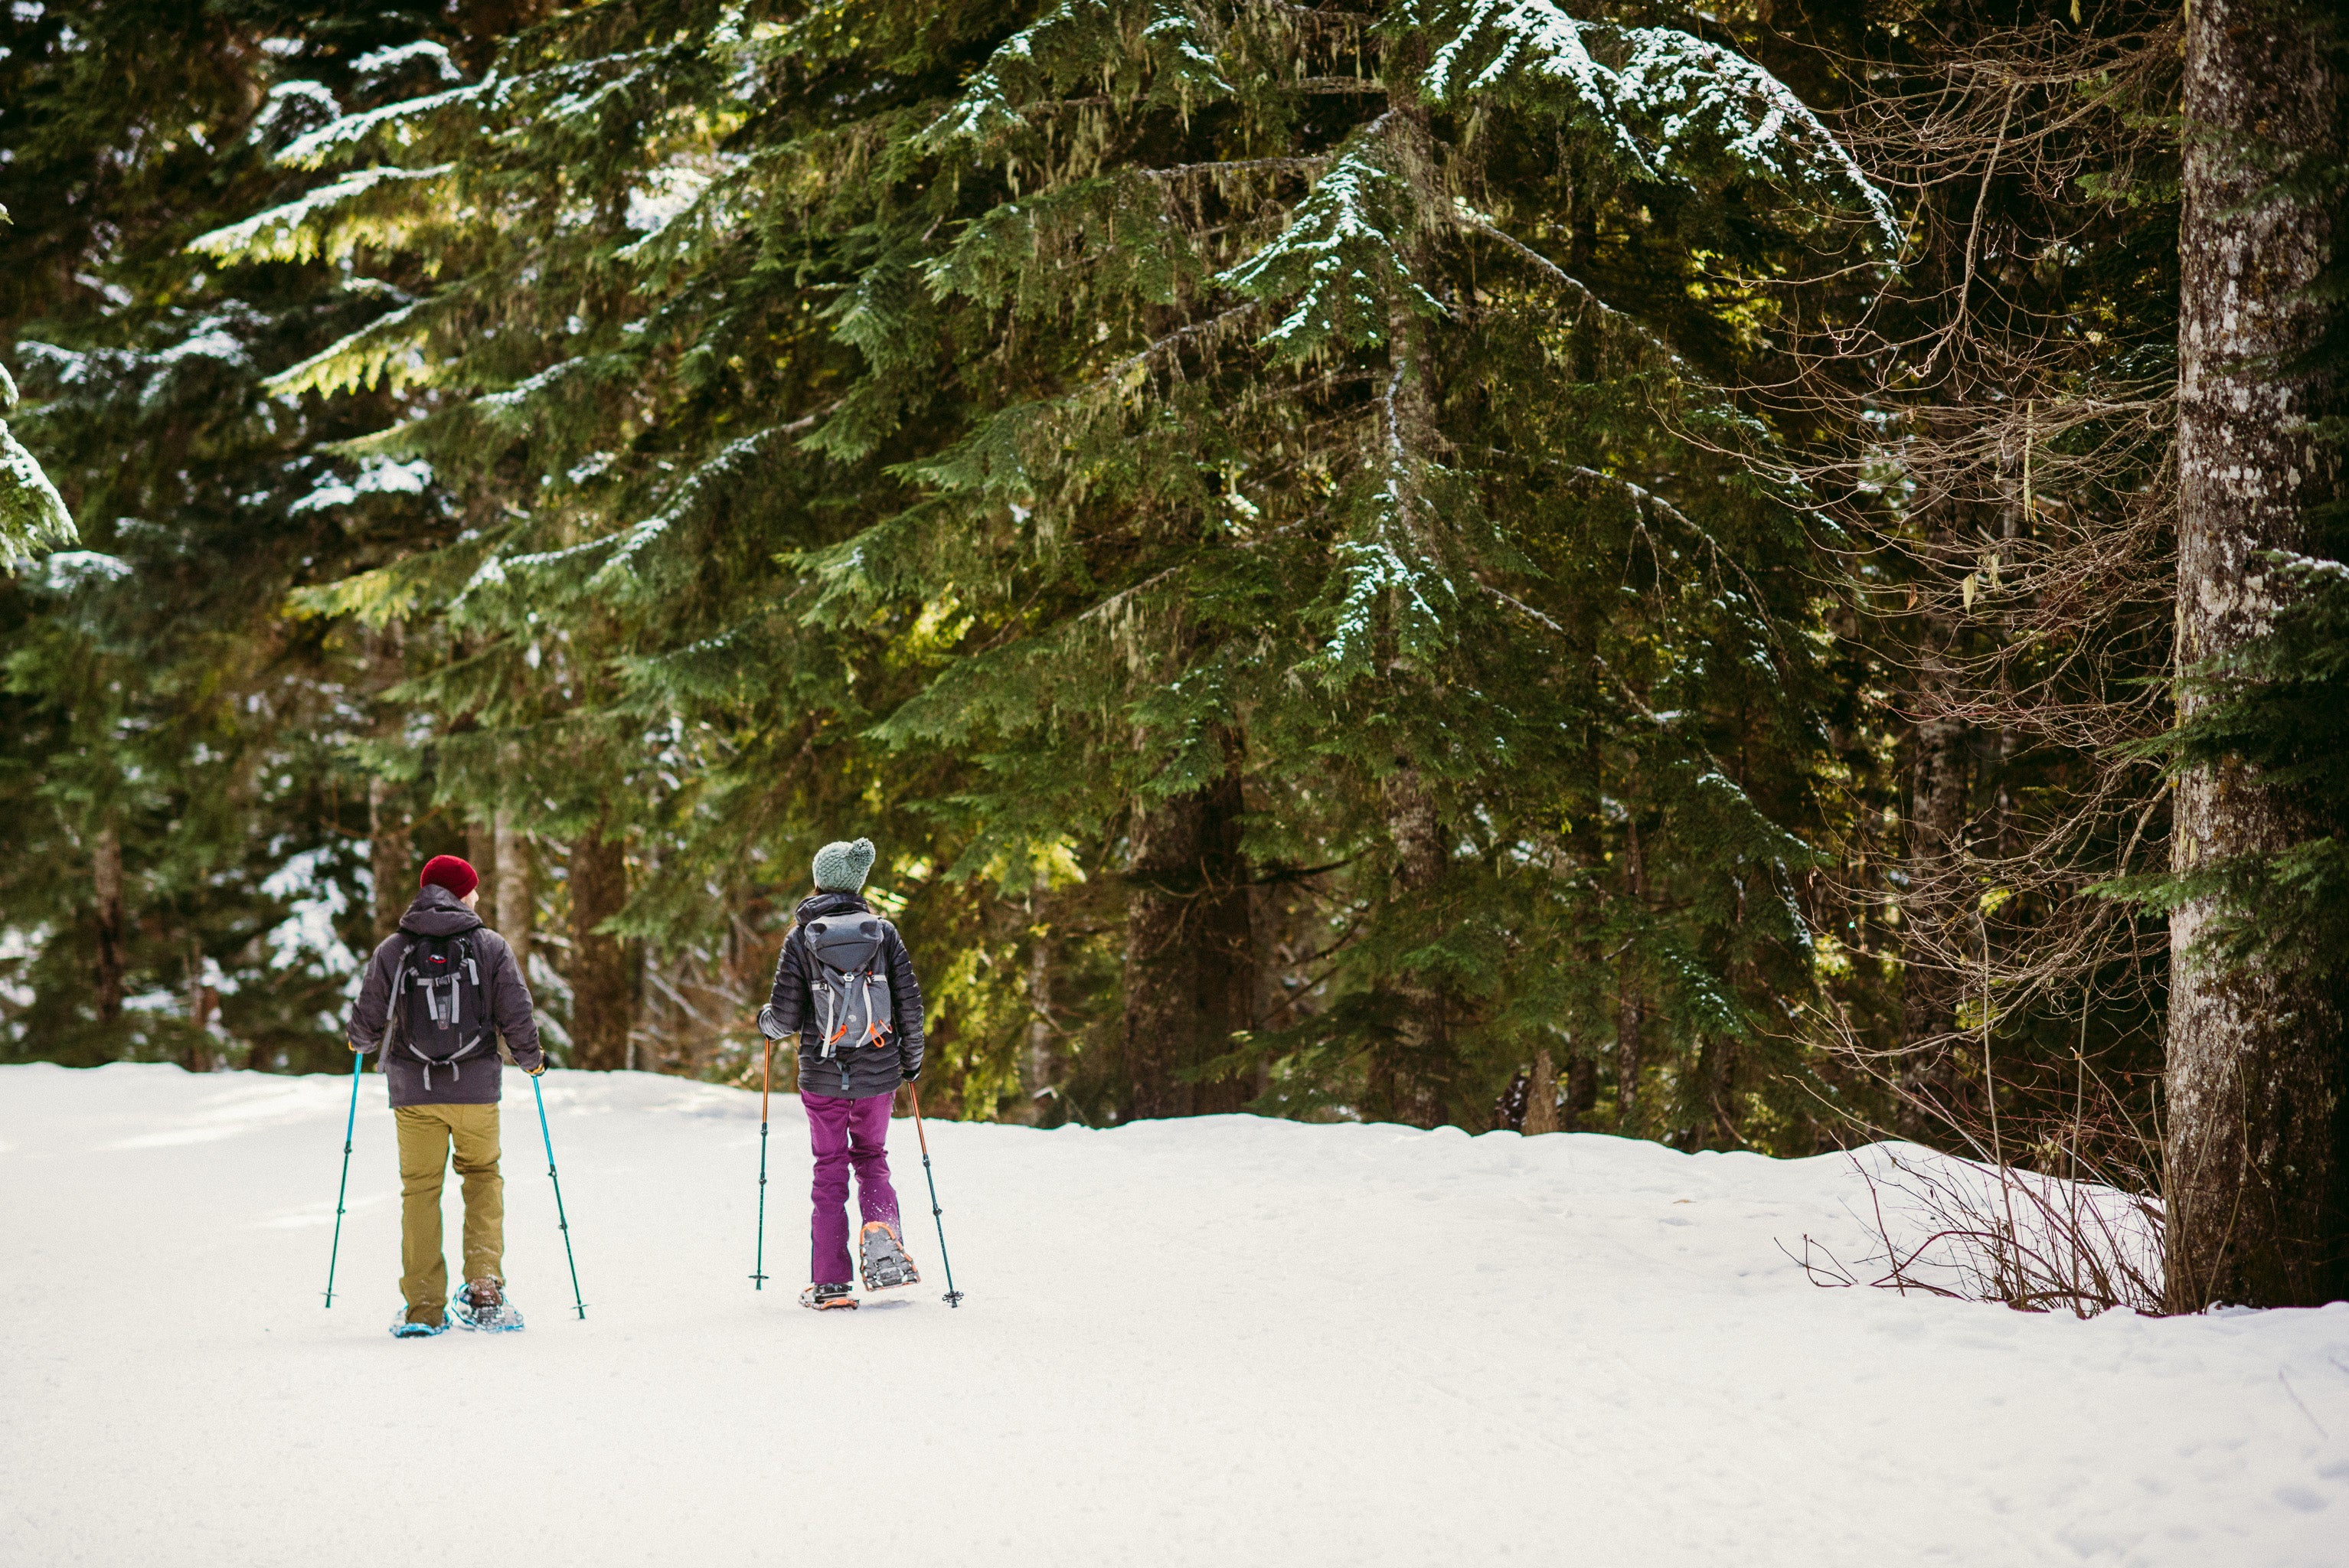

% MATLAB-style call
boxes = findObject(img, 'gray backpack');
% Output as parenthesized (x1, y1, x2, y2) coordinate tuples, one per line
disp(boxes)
(802, 912, 896, 1060)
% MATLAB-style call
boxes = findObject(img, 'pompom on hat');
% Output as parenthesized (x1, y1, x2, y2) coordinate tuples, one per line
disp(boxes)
(811, 838, 877, 893)
(419, 854, 479, 900)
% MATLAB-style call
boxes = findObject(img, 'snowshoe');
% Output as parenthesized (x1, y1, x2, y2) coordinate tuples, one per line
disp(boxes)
(389, 1308, 450, 1339)
(858, 1221, 920, 1292)
(799, 1282, 858, 1311)
(451, 1277, 525, 1333)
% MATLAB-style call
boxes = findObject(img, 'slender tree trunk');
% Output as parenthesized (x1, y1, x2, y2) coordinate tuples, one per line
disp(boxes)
(368, 776, 410, 942)
(1018, 915, 1053, 1125)
(1124, 792, 1202, 1122)
(185, 939, 216, 1073)
(1565, 1037, 1598, 1129)
(1616, 812, 1647, 1135)
(92, 825, 125, 1027)
(364, 624, 410, 940)
(1249, 879, 1279, 1103)
(1522, 1047, 1560, 1135)
(1370, 766, 1452, 1127)
(1195, 772, 1254, 1116)
(1121, 763, 1256, 1120)
(2166, 0, 2348, 1309)
(494, 811, 532, 980)
(1900, 499, 1972, 1138)
(1357, 64, 1460, 1132)
(466, 817, 498, 916)
(568, 822, 634, 1071)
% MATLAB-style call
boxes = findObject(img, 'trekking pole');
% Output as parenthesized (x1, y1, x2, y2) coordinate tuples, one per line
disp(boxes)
(907, 1085, 965, 1307)
(531, 1071, 587, 1320)
(750, 1037, 773, 1290)
(323, 1048, 364, 1308)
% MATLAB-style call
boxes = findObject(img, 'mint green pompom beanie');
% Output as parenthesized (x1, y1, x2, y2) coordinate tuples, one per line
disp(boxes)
(812, 837, 877, 893)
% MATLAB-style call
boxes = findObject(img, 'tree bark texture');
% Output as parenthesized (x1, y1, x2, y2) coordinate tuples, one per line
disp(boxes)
(466, 818, 498, 918)
(364, 623, 410, 940)
(1900, 499, 1973, 1137)
(1565, 1039, 1598, 1130)
(1354, 68, 1465, 1131)
(1522, 1047, 1560, 1135)
(92, 825, 125, 1026)
(1367, 766, 1453, 1128)
(368, 776, 411, 942)
(2167, 0, 2347, 1308)
(1616, 812, 1648, 1135)
(1121, 768, 1256, 1121)
(568, 822, 635, 1072)
(494, 810, 532, 980)
(1018, 914, 1054, 1125)
(186, 942, 216, 1074)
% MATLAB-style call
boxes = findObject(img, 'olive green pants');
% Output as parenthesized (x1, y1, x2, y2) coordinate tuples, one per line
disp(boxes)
(394, 1103, 503, 1323)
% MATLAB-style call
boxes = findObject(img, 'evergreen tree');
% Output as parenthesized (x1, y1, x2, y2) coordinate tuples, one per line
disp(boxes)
(195, 0, 1891, 1141)
(0, 2, 505, 1069)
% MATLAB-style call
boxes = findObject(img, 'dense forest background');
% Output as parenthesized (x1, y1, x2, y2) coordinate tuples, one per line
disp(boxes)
(2, 1, 2341, 1303)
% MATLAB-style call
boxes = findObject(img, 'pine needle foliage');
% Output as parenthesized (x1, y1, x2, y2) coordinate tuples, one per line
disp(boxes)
(194, 0, 1895, 1139)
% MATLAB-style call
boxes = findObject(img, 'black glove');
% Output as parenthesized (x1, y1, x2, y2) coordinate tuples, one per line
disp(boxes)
(902, 1067, 918, 1083)
(348, 1040, 370, 1054)
(527, 1057, 550, 1077)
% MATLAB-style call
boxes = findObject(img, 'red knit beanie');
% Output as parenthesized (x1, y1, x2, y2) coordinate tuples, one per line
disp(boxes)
(419, 854, 479, 900)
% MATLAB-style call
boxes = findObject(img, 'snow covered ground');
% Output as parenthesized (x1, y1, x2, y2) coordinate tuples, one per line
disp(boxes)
(3, 1063, 2345, 1566)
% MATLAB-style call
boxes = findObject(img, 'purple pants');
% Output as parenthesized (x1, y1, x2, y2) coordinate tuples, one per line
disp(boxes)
(803, 1090, 901, 1285)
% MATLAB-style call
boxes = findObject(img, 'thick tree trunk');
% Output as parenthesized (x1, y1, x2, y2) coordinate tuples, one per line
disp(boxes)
(568, 822, 635, 1071)
(368, 776, 411, 942)
(2167, 0, 2348, 1309)
(1121, 764, 1255, 1120)
(494, 811, 531, 979)
(92, 825, 125, 1027)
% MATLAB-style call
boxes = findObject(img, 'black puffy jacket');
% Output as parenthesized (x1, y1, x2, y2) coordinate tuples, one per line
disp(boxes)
(759, 892, 926, 1098)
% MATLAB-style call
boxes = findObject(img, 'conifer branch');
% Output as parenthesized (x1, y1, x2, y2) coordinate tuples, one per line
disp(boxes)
(1093, 302, 1263, 391)
(1142, 157, 1331, 182)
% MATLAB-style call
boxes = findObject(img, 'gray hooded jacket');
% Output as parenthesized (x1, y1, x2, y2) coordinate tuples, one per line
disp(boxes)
(348, 885, 543, 1106)
(760, 891, 926, 1099)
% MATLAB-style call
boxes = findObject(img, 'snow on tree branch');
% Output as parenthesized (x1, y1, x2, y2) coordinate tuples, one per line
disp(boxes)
(1423, 0, 1901, 250)
(276, 77, 494, 169)
(922, 1, 1230, 153)
(0, 364, 74, 575)
(188, 165, 454, 266)
(1213, 122, 1441, 360)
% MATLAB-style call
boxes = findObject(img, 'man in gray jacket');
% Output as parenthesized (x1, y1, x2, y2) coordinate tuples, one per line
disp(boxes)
(348, 854, 544, 1338)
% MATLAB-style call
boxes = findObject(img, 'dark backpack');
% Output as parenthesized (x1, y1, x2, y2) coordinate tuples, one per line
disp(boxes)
(388, 933, 494, 1090)
(802, 913, 896, 1061)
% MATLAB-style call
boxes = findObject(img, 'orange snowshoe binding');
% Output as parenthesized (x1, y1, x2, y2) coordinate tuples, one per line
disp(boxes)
(858, 1220, 920, 1292)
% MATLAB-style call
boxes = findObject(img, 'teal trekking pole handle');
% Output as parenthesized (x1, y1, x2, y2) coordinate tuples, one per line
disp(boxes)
(532, 1071, 587, 1319)
(323, 1048, 364, 1308)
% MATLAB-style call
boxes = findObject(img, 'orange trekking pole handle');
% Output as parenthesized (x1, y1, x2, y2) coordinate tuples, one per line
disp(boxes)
(907, 1084, 964, 1306)
(750, 1036, 773, 1290)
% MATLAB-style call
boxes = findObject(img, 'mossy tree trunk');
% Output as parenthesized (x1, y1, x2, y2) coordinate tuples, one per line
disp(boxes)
(2165, 0, 2347, 1309)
